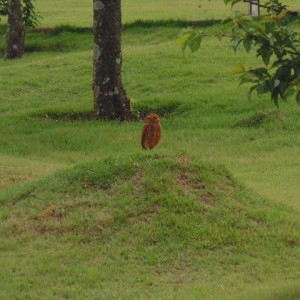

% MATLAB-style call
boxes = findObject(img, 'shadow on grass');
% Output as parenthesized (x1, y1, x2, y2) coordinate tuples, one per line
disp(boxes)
(33, 111, 96, 122)
(123, 18, 225, 30)
(0, 18, 224, 36)
(25, 42, 70, 53)
(0, 19, 224, 53)
(29, 19, 225, 35)
(233, 110, 286, 128)
(30, 100, 191, 122)
(134, 100, 194, 119)
(31, 25, 92, 35)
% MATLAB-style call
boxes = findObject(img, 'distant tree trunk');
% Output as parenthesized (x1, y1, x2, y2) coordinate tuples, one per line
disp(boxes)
(5, 0, 25, 59)
(93, 0, 135, 120)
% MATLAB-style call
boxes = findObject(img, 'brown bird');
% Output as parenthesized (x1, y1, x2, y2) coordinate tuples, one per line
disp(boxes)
(141, 114, 161, 150)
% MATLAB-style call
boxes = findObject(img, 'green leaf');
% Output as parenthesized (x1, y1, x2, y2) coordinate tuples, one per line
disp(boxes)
(274, 9, 288, 22)
(272, 89, 280, 107)
(260, 49, 272, 65)
(222, 20, 234, 31)
(250, 22, 266, 34)
(231, 64, 246, 74)
(188, 35, 202, 53)
(177, 30, 194, 52)
(247, 85, 257, 100)
(243, 38, 252, 52)
(233, 36, 243, 52)
(257, 82, 268, 94)
(251, 67, 269, 77)
(239, 16, 254, 23)
(290, 75, 300, 87)
(178, 29, 203, 53)
(274, 79, 280, 88)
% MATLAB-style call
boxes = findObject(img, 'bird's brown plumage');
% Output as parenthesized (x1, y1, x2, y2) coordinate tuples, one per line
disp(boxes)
(141, 114, 161, 150)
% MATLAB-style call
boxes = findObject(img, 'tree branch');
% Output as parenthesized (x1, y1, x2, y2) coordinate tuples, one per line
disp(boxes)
(238, 23, 300, 56)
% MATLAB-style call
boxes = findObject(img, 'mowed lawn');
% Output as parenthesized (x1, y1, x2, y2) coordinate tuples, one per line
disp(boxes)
(35, 0, 299, 26)
(0, 0, 300, 299)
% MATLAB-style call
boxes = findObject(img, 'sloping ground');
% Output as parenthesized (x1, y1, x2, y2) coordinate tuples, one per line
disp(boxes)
(0, 154, 299, 299)
(0, 154, 66, 189)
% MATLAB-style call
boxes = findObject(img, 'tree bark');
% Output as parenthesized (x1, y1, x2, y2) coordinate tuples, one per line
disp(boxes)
(5, 0, 25, 59)
(93, 0, 135, 121)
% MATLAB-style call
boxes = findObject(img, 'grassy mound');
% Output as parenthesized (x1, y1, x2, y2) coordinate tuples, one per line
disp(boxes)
(0, 154, 299, 299)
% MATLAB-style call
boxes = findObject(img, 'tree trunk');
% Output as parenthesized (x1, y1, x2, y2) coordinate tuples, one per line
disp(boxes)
(93, 0, 135, 121)
(5, 0, 25, 59)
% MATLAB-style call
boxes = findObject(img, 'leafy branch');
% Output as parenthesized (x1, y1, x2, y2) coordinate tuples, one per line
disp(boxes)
(0, 0, 41, 28)
(179, 0, 300, 106)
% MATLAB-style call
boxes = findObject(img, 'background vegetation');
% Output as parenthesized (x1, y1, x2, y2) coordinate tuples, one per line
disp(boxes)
(0, 0, 299, 299)
(32, 0, 299, 26)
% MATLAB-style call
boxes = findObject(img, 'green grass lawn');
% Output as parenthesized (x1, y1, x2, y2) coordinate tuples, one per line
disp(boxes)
(0, 0, 300, 299)
(34, 0, 299, 27)
(34, 0, 245, 27)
